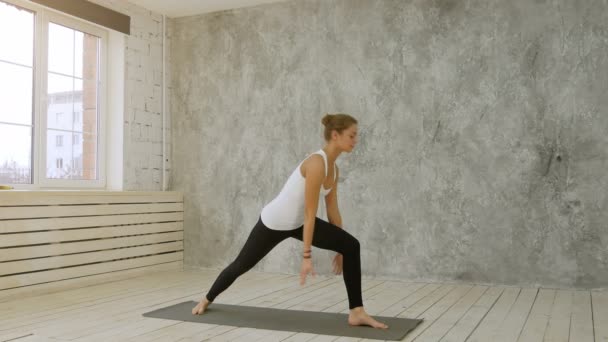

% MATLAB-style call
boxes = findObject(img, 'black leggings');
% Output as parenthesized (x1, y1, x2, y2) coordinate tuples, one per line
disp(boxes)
(205, 217, 364, 309)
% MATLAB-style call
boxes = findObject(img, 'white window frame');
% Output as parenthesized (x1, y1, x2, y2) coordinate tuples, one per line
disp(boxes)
(3, 0, 108, 189)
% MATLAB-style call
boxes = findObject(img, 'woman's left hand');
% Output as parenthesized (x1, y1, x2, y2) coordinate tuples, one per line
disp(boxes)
(332, 253, 343, 275)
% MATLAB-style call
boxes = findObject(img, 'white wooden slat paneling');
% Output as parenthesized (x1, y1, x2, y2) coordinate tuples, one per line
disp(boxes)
(0, 191, 184, 296)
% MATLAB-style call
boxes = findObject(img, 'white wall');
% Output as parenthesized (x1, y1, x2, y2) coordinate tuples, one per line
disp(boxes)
(90, 0, 170, 191)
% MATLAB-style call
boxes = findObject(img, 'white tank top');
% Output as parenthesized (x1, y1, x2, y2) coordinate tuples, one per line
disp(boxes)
(260, 149, 336, 230)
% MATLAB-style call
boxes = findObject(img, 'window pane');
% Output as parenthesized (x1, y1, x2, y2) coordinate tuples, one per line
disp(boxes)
(46, 22, 99, 182)
(47, 72, 73, 93)
(73, 79, 83, 132)
(48, 22, 75, 76)
(0, 61, 33, 125)
(46, 130, 96, 180)
(0, 123, 32, 184)
(74, 31, 83, 78)
(47, 73, 74, 130)
(0, 1, 34, 66)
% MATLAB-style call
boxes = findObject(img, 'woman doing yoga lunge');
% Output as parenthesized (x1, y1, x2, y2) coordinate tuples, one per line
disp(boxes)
(192, 113, 388, 329)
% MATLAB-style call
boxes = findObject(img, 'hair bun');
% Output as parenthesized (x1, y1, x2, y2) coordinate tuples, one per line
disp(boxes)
(321, 114, 333, 126)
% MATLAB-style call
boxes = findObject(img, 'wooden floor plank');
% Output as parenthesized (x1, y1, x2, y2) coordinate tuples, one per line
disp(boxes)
(569, 290, 594, 342)
(466, 287, 521, 342)
(137, 322, 218, 342)
(52, 273, 294, 340)
(0, 271, 284, 338)
(62, 272, 292, 341)
(543, 289, 573, 342)
(0, 269, 603, 342)
(280, 332, 318, 341)
(0, 270, 205, 332)
(0, 268, 193, 318)
(401, 285, 473, 341)
(491, 288, 538, 342)
(517, 288, 556, 342)
(397, 284, 456, 319)
(377, 283, 442, 317)
(333, 282, 427, 315)
(593, 291, 608, 342)
(175, 325, 239, 341)
(439, 286, 504, 342)
(414, 285, 488, 341)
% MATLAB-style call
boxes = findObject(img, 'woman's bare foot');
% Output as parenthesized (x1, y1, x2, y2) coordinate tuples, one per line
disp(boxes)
(348, 307, 388, 329)
(192, 297, 211, 315)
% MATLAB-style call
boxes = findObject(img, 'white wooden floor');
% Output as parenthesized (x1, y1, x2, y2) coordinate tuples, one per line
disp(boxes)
(0, 268, 606, 342)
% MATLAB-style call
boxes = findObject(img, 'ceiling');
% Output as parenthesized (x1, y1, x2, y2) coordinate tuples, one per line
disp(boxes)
(127, 0, 290, 18)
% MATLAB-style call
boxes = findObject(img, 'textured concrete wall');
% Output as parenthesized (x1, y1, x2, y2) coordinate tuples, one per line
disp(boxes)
(92, 0, 171, 190)
(170, 0, 608, 288)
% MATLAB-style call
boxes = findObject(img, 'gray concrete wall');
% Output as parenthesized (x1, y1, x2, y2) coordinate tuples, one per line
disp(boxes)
(169, 0, 608, 289)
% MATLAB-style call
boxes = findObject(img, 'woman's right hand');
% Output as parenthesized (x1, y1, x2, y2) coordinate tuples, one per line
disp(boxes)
(300, 258, 315, 285)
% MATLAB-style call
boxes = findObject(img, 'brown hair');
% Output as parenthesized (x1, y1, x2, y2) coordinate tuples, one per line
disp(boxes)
(321, 113, 358, 141)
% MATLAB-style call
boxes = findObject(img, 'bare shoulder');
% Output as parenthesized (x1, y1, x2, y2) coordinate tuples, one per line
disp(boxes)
(300, 154, 325, 178)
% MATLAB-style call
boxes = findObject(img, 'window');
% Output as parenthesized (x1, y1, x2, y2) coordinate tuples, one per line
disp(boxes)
(0, 0, 107, 188)
(73, 111, 81, 124)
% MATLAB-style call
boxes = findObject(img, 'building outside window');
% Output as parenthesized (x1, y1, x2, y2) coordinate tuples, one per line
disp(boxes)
(0, 0, 107, 186)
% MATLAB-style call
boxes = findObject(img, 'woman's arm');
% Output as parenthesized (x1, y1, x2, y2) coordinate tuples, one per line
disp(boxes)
(299, 155, 325, 285)
(302, 155, 325, 252)
(325, 165, 342, 228)
(325, 166, 345, 275)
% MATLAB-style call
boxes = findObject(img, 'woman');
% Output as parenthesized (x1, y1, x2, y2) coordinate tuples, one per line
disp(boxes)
(192, 113, 388, 329)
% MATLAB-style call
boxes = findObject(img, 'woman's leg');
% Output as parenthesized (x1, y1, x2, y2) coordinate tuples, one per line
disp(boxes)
(193, 218, 290, 314)
(289, 218, 387, 328)
(289, 218, 362, 309)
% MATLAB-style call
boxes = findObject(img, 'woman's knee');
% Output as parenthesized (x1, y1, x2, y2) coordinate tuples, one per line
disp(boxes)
(342, 235, 360, 255)
(352, 237, 360, 252)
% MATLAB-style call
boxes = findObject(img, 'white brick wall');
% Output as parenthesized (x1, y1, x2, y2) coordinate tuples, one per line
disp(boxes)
(90, 0, 170, 191)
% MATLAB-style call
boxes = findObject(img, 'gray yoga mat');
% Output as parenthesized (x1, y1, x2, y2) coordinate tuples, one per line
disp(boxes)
(142, 301, 422, 340)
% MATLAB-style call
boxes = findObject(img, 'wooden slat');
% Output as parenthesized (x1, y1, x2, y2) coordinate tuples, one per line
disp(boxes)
(0, 222, 183, 249)
(0, 212, 183, 233)
(0, 191, 182, 206)
(30, 273, 288, 341)
(570, 290, 594, 342)
(440, 286, 505, 342)
(592, 291, 608, 342)
(0, 202, 184, 220)
(518, 288, 556, 342)
(402, 285, 473, 341)
(127, 322, 224, 342)
(0, 261, 182, 303)
(466, 287, 521, 342)
(543, 289, 573, 342)
(0, 251, 183, 290)
(0, 191, 184, 300)
(0, 270, 602, 341)
(241, 278, 338, 308)
(1, 231, 183, 262)
(379, 283, 442, 316)
(288, 279, 384, 312)
(1, 241, 183, 276)
(491, 288, 538, 342)
(397, 284, 456, 318)
(414, 286, 488, 342)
